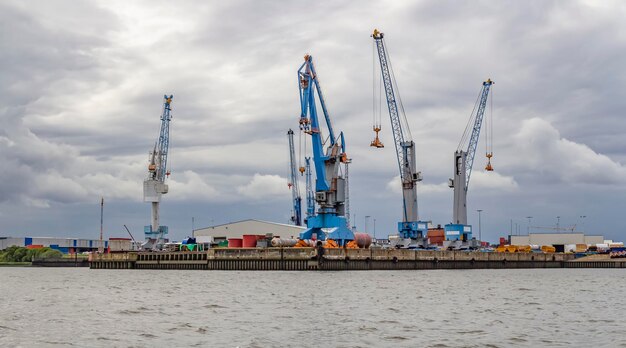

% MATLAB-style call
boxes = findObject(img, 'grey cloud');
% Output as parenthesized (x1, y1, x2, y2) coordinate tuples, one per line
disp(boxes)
(0, 1, 624, 242)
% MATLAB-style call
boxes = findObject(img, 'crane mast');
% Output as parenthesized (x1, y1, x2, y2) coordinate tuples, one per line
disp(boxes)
(287, 129, 302, 226)
(297, 54, 353, 246)
(446, 80, 493, 244)
(372, 29, 426, 241)
(143, 95, 173, 248)
(304, 157, 315, 220)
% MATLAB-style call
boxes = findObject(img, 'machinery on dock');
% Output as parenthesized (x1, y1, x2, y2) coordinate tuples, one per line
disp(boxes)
(371, 29, 428, 248)
(287, 129, 303, 226)
(143, 95, 173, 250)
(297, 54, 354, 246)
(445, 79, 494, 249)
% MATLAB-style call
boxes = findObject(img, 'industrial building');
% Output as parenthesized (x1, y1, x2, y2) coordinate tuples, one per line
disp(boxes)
(0, 236, 108, 253)
(510, 233, 604, 247)
(194, 219, 305, 241)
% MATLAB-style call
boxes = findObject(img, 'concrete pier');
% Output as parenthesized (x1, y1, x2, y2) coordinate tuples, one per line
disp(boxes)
(89, 248, 626, 270)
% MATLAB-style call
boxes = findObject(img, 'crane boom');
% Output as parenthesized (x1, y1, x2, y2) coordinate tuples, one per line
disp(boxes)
(287, 129, 302, 226)
(297, 54, 353, 246)
(462, 79, 493, 190)
(372, 29, 426, 240)
(143, 95, 173, 248)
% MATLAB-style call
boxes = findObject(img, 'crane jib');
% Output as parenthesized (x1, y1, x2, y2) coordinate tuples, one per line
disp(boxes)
(156, 95, 173, 182)
(464, 82, 492, 190)
(374, 37, 409, 183)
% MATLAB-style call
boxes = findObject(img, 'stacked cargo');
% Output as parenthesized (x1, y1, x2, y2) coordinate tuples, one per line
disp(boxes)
(427, 228, 445, 246)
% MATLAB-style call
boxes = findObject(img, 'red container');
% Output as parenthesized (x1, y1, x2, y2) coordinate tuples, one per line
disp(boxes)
(26, 245, 44, 249)
(228, 238, 243, 248)
(242, 235, 257, 248)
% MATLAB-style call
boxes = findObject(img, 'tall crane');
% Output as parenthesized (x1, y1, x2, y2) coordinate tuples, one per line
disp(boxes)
(297, 54, 353, 246)
(287, 129, 302, 226)
(371, 29, 428, 245)
(143, 95, 173, 249)
(445, 79, 494, 245)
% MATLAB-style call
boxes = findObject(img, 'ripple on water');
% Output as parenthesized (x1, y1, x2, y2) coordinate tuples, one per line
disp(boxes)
(1, 268, 625, 347)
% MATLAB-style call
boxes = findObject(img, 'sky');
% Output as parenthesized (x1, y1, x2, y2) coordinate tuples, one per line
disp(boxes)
(1, 0, 625, 243)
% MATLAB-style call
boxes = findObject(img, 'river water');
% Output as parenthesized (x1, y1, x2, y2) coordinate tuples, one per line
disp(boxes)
(0, 268, 624, 347)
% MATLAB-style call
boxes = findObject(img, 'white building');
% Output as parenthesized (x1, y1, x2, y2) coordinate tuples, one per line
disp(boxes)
(193, 219, 305, 241)
(510, 233, 604, 246)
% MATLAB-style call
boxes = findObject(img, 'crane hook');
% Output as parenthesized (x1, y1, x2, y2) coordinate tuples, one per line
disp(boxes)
(370, 126, 384, 148)
(485, 153, 494, 171)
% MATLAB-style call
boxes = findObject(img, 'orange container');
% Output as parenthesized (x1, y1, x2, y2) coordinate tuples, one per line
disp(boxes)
(26, 245, 43, 249)
(228, 238, 243, 248)
(242, 235, 257, 248)
(427, 229, 445, 245)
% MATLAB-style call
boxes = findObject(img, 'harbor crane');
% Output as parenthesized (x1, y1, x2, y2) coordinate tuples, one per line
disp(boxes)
(371, 29, 428, 247)
(287, 129, 302, 226)
(297, 54, 354, 246)
(445, 79, 494, 248)
(143, 95, 173, 249)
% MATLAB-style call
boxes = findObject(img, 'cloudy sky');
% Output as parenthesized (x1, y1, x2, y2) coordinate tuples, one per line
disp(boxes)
(1, 0, 625, 243)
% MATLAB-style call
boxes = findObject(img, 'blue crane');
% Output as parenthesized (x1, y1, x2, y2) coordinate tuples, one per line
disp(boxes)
(143, 95, 173, 248)
(287, 129, 302, 226)
(297, 54, 353, 246)
(372, 29, 428, 243)
(446, 79, 494, 244)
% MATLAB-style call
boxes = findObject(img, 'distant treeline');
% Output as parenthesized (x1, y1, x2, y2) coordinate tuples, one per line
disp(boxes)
(0, 246, 63, 262)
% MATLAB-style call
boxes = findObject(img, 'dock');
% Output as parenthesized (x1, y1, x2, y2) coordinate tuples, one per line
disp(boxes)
(89, 248, 626, 270)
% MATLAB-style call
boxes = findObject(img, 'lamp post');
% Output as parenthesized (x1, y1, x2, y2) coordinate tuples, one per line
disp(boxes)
(477, 209, 483, 242)
(365, 215, 371, 235)
(556, 216, 561, 233)
(526, 216, 533, 234)
(373, 218, 376, 240)
(192, 217, 195, 238)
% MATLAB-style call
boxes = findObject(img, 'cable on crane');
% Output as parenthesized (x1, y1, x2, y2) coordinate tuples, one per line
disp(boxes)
(370, 33, 384, 148)
(458, 88, 482, 152)
(485, 85, 494, 171)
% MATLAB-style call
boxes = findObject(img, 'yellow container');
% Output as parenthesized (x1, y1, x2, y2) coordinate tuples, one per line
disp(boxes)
(505, 245, 518, 253)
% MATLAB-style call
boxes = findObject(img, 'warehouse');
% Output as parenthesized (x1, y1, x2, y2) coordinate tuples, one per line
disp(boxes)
(193, 219, 305, 241)
(510, 233, 604, 246)
(0, 236, 107, 253)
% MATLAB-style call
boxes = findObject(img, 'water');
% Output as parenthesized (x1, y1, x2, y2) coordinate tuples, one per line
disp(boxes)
(0, 268, 624, 347)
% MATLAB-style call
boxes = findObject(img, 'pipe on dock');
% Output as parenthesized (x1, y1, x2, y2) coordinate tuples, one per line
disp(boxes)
(271, 238, 298, 247)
